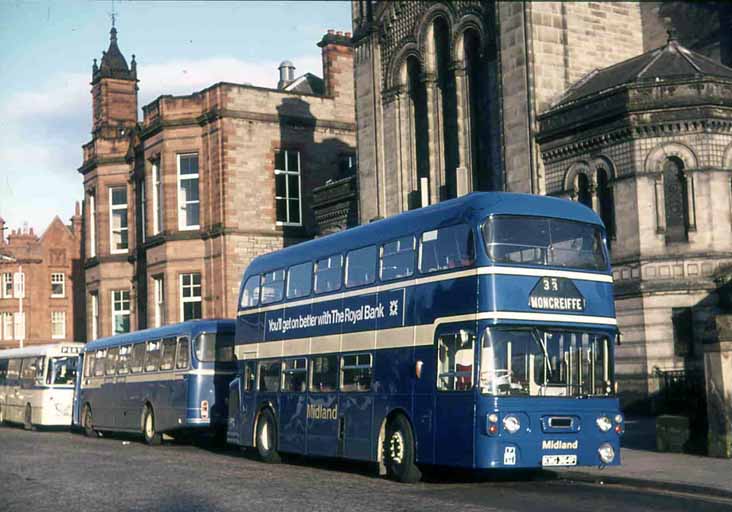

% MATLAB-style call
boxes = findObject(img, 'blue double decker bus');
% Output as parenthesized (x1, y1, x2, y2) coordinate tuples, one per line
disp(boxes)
(76, 320, 236, 444)
(228, 192, 622, 482)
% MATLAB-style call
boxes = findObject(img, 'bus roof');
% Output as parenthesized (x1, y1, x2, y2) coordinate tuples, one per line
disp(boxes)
(0, 342, 84, 359)
(84, 319, 235, 352)
(244, 192, 604, 276)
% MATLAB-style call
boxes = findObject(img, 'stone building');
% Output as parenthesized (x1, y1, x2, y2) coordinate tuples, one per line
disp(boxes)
(0, 210, 84, 349)
(350, 1, 732, 405)
(79, 27, 356, 339)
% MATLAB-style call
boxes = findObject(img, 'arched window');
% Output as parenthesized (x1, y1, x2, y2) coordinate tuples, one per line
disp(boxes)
(663, 157, 688, 243)
(407, 56, 430, 209)
(596, 168, 615, 246)
(464, 28, 500, 192)
(434, 17, 458, 199)
(577, 173, 592, 209)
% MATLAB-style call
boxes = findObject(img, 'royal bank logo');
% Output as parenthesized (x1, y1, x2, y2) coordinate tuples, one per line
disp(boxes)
(307, 404, 338, 421)
(542, 439, 579, 450)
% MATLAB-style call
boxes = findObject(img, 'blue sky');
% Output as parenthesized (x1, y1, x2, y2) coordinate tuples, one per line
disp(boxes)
(0, 0, 351, 233)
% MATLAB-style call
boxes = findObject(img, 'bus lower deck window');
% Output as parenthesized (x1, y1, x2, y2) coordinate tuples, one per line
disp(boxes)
(310, 355, 338, 392)
(259, 361, 281, 392)
(282, 358, 307, 392)
(341, 353, 372, 392)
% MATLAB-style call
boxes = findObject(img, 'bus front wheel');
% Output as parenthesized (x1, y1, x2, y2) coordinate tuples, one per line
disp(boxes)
(384, 414, 421, 483)
(255, 409, 281, 463)
(23, 404, 36, 431)
(143, 406, 162, 446)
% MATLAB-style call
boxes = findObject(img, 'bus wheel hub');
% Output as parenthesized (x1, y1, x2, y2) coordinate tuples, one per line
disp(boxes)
(389, 431, 404, 464)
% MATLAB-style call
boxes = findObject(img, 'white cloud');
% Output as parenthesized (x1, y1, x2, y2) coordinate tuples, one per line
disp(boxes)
(0, 53, 324, 231)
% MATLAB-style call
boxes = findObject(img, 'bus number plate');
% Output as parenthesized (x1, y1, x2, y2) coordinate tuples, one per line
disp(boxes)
(542, 454, 577, 467)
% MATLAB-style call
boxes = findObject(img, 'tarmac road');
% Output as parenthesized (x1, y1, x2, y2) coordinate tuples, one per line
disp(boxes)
(1, 426, 730, 512)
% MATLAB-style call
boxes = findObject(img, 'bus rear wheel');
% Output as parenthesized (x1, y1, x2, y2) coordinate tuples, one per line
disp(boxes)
(23, 404, 36, 431)
(143, 406, 162, 446)
(383, 414, 421, 483)
(256, 409, 281, 463)
(83, 405, 97, 438)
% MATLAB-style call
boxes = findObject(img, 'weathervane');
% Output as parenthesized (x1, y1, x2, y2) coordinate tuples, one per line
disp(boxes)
(109, 0, 117, 28)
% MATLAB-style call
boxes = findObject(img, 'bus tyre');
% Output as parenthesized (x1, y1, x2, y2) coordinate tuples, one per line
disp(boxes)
(83, 405, 97, 438)
(384, 415, 421, 483)
(143, 406, 162, 446)
(256, 409, 281, 463)
(23, 404, 36, 431)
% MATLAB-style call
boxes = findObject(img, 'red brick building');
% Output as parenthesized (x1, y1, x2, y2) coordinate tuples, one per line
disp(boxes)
(0, 210, 84, 349)
(80, 27, 356, 339)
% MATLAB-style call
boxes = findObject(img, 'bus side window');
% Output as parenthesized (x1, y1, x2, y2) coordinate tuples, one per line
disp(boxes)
(282, 358, 307, 392)
(258, 360, 281, 392)
(286, 262, 313, 300)
(243, 361, 256, 391)
(7, 359, 20, 381)
(118, 346, 131, 375)
(129, 343, 145, 373)
(105, 347, 119, 376)
(240, 275, 260, 308)
(160, 338, 177, 371)
(419, 224, 475, 274)
(84, 354, 94, 378)
(437, 331, 475, 391)
(380, 236, 416, 281)
(261, 270, 285, 305)
(145, 340, 161, 372)
(176, 337, 190, 370)
(341, 353, 372, 392)
(345, 246, 377, 288)
(310, 355, 338, 392)
(0, 358, 8, 385)
(93, 351, 106, 377)
(314, 255, 343, 294)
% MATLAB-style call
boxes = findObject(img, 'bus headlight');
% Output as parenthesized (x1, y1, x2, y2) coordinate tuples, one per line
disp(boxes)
(614, 414, 623, 424)
(503, 415, 521, 434)
(596, 416, 612, 432)
(598, 443, 615, 464)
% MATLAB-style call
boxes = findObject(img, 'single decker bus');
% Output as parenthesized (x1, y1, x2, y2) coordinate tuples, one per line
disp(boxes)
(228, 192, 623, 482)
(76, 320, 236, 444)
(0, 342, 82, 429)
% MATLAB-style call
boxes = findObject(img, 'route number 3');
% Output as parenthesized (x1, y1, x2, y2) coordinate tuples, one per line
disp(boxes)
(542, 277, 559, 291)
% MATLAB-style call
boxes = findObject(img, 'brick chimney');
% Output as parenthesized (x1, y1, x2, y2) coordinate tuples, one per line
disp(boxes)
(317, 29, 354, 101)
(0, 216, 5, 245)
(71, 201, 82, 239)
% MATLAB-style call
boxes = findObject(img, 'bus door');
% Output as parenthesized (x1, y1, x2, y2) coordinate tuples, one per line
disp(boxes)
(338, 352, 374, 460)
(434, 323, 477, 467)
(279, 357, 308, 454)
(72, 354, 84, 427)
(307, 354, 339, 457)
(238, 360, 257, 446)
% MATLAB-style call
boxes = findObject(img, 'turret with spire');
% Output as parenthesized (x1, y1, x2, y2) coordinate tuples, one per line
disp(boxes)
(89, 23, 138, 132)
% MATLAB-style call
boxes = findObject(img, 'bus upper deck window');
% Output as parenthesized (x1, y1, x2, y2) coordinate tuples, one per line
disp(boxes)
(240, 275, 261, 308)
(315, 255, 342, 294)
(380, 236, 415, 281)
(420, 224, 474, 274)
(287, 262, 313, 300)
(261, 269, 285, 305)
(346, 246, 377, 288)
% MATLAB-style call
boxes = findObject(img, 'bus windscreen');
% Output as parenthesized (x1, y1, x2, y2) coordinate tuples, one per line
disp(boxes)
(483, 215, 607, 270)
(480, 328, 614, 397)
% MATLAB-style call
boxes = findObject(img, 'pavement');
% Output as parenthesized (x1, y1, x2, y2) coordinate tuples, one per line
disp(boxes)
(554, 417, 732, 498)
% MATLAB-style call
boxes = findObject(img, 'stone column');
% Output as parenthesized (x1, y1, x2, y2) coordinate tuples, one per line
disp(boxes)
(452, 62, 470, 187)
(705, 316, 732, 458)
(423, 72, 442, 205)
